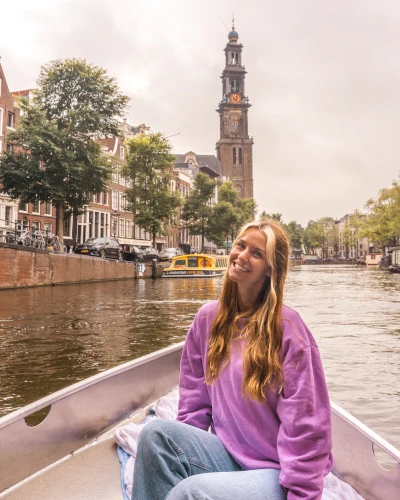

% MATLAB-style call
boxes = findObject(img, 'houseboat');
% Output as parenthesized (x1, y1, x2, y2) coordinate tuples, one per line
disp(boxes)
(388, 247, 400, 273)
(365, 252, 384, 267)
(162, 253, 228, 278)
(0, 343, 399, 499)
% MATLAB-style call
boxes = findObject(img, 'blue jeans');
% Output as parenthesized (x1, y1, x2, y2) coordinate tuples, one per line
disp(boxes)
(131, 419, 287, 500)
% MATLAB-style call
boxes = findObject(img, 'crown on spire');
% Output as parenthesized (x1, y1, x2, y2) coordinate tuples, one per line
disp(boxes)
(228, 17, 239, 42)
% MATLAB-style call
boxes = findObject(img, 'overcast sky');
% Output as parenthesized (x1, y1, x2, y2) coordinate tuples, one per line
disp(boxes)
(1, 0, 400, 225)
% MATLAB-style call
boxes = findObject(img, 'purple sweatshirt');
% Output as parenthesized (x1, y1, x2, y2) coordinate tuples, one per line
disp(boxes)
(177, 300, 334, 500)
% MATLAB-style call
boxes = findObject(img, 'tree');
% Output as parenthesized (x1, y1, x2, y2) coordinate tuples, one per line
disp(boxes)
(259, 211, 283, 223)
(122, 133, 181, 248)
(207, 181, 256, 248)
(285, 221, 303, 250)
(303, 217, 334, 257)
(0, 58, 129, 240)
(361, 177, 400, 247)
(181, 173, 217, 252)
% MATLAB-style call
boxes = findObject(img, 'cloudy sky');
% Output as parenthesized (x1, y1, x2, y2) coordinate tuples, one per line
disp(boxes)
(1, 0, 400, 225)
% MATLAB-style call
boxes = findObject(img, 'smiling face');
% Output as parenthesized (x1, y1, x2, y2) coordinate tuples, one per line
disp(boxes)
(228, 229, 271, 295)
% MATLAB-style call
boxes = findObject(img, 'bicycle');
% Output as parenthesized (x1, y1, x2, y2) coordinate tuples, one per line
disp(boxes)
(32, 229, 47, 250)
(51, 234, 61, 252)
(17, 229, 33, 247)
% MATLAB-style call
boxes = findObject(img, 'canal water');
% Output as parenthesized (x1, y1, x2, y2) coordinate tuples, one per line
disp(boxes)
(0, 265, 399, 454)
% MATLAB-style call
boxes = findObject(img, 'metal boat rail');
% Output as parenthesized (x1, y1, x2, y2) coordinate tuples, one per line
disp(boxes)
(0, 341, 399, 499)
(0, 343, 183, 496)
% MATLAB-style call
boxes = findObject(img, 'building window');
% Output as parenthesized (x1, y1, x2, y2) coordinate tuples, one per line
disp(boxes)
(7, 112, 15, 128)
(120, 146, 125, 160)
(112, 217, 118, 237)
(32, 221, 40, 230)
(135, 224, 140, 239)
(32, 199, 40, 214)
(232, 147, 237, 165)
(96, 193, 102, 204)
(94, 212, 99, 237)
(119, 218, 125, 237)
(126, 219, 132, 238)
(19, 201, 28, 212)
(112, 191, 118, 210)
(4, 206, 12, 226)
(239, 148, 243, 165)
(126, 178, 132, 187)
(112, 166, 118, 183)
(100, 213, 105, 237)
(64, 216, 71, 237)
(119, 192, 125, 211)
(103, 192, 108, 205)
(44, 202, 52, 215)
(120, 175, 125, 186)
(44, 222, 52, 235)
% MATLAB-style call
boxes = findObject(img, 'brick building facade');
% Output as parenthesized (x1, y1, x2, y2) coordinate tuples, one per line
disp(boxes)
(172, 152, 221, 253)
(215, 24, 254, 199)
(0, 63, 21, 240)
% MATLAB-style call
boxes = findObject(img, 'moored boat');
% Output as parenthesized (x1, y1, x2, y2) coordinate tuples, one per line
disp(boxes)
(162, 253, 228, 278)
(0, 343, 399, 500)
(388, 247, 400, 273)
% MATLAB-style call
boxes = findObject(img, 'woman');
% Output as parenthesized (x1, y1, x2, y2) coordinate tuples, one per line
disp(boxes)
(132, 219, 333, 500)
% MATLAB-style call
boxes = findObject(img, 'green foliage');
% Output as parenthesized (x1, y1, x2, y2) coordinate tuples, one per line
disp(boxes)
(361, 178, 400, 247)
(0, 58, 129, 239)
(285, 221, 304, 249)
(35, 58, 129, 138)
(303, 217, 335, 256)
(259, 211, 283, 222)
(181, 173, 217, 251)
(206, 181, 256, 247)
(122, 133, 181, 247)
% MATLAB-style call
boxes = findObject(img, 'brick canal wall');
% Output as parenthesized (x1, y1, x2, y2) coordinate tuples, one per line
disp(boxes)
(0, 243, 161, 290)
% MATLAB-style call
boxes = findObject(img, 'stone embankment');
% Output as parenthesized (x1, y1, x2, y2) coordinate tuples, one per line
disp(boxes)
(0, 243, 162, 290)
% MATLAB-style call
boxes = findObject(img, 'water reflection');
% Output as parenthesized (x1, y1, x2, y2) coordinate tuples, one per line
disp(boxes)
(0, 266, 399, 453)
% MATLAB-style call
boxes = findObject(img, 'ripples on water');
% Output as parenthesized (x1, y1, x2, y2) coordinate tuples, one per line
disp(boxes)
(0, 265, 399, 452)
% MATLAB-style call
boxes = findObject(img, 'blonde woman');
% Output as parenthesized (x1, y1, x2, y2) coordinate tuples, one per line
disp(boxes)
(132, 220, 333, 500)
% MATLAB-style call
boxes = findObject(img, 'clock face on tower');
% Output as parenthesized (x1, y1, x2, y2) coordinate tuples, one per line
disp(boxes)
(230, 93, 241, 104)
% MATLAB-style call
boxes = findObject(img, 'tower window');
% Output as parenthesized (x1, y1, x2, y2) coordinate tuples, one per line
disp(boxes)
(230, 80, 240, 93)
(233, 148, 237, 165)
(239, 148, 243, 164)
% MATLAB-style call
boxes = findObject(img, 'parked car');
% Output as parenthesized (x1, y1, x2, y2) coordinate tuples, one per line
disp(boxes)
(139, 246, 160, 262)
(74, 237, 124, 260)
(119, 244, 144, 262)
(159, 247, 184, 262)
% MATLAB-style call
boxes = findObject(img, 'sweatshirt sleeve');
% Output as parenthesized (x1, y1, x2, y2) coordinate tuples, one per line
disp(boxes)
(177, 316, 212, 430)
(276, 340, 333, 500)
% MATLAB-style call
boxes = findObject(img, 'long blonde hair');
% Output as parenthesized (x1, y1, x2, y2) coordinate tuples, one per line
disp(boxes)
(205, 219, 290, 402)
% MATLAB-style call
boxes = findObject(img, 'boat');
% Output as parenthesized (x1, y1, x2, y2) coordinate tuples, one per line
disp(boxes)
(388, 247, 400, 273)
(379, 251, 392, 269)
(0, 343, 399, 500)
(162, 253, 228, 278)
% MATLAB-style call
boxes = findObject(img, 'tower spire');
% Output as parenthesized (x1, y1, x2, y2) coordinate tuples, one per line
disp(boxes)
(216, 24, 254, 199)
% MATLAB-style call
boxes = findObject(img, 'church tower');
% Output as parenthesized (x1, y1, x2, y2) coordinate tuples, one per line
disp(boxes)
(216, 23, 254, 199)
